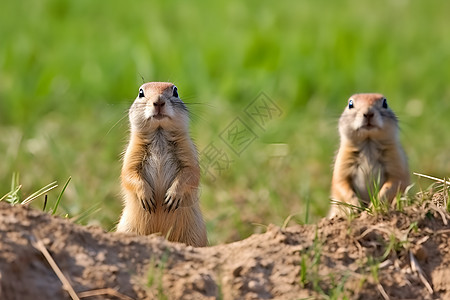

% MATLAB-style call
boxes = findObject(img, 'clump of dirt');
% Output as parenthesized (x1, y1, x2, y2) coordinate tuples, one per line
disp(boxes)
(0, 201, 449, 299)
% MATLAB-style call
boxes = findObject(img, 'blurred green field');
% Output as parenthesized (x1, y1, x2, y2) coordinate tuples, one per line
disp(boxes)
(1, 0, 449, 244)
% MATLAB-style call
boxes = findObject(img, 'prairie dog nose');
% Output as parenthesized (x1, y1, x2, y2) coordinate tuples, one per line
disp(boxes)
(363, 111, 374, 120)
(153, 97, 166, 107)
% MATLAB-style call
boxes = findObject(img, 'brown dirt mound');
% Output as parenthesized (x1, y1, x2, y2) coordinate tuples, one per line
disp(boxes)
(0, 202, 449, 299)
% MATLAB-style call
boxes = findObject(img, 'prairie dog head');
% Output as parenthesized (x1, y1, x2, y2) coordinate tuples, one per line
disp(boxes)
(129, 82, 189, 132)
(339, 93, 399, 144)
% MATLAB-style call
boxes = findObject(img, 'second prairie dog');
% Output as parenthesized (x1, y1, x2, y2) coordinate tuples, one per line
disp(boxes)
(328, 93, 410, 218)
(116, 82, 207, 247)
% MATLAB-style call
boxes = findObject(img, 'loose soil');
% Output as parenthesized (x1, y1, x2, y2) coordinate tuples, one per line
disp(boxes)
(0, 202, 449, 299)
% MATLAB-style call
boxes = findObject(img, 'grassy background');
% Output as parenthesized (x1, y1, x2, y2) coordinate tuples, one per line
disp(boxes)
(1, 0, 449, 244)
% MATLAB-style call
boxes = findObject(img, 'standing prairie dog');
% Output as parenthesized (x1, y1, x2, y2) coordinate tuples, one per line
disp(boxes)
(117, 82, 207, 247)
(328, 93, 410, 218)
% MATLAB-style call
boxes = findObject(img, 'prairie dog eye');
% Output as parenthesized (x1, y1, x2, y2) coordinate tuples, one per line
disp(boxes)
(172, 86, 178, 98)
(348, 99, 354, 109)
(138, 88, 145, 98)
(382, 97, 388, 109)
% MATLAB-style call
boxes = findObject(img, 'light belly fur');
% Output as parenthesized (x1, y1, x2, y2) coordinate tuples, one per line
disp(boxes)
(352, 143, 385, 203)
(143, 132, 178, 204)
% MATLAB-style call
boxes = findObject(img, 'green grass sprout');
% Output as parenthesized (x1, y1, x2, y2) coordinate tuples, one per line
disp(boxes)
(52, 176, 72, 215)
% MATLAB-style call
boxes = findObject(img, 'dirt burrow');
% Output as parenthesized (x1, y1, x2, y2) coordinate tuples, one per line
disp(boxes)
(0, 202, 449, 299)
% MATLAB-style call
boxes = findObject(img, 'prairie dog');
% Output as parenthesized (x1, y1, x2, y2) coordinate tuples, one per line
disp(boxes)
(328, 93, 410, 218)
(117, 82, 207, 247)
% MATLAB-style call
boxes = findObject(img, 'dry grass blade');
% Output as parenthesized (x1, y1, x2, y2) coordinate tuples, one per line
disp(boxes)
(436, 229, 450, 235)
(409, 250, 434, 295)
(78, 288, 134, 300)
(377, 283, 390, 300)
(433, 206, 448, 225)
(30, 235, 80, 300)
(282, 213, 298, 229)
(0, 192, 9, 202)
(414, 172, 450, 185)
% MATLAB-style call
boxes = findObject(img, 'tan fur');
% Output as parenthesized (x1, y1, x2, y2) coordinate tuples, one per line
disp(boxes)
(328, 93, 410, 218)
(117, 82, 207, 247)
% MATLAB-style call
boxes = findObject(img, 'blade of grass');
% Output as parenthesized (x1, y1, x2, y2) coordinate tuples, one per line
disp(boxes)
(22, 181, 58, 205)
(330, 199, 369, 212)
(52, 177, 71, 215)
(6, 173, 22, 205)
(282, 213, 299, 229)
(304, 196, 310, 224)
(43, 195, 48, 211)
(71, 203, 101, 224)
(0, 184, 22, 203)
(414, 172, 450, 185)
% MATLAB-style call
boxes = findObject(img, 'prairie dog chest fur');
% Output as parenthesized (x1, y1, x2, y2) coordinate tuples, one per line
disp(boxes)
(351, 140, 386, 202)
(143, 129, 179, 201)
